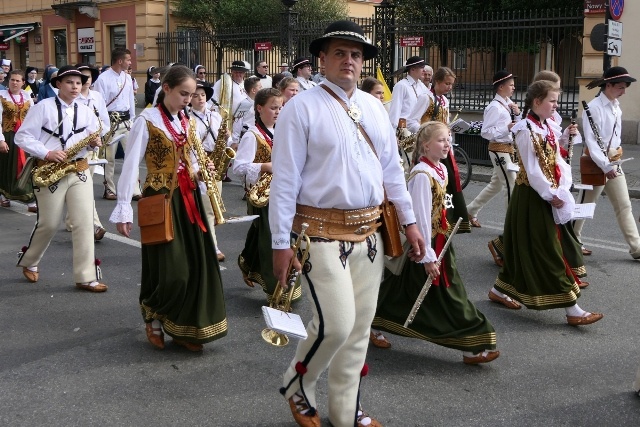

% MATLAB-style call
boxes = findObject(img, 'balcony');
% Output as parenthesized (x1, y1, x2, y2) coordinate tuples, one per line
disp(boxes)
(51, 0, 99, 21)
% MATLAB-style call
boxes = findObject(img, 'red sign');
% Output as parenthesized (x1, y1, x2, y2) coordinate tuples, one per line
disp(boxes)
(584, 0, 606, 14)
(400, 37, 424, 47)
(610, 0, 624, 20)
(255, 42, 272, 51)
(0, 43, 9, 51)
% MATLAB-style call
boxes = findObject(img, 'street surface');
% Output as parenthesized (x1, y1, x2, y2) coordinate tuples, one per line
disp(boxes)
(1, 163, 639, 426)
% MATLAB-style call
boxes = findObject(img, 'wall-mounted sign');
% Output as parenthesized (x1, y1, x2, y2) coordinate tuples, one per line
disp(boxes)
(584, 0, 606, 14)
(610, 0, 624, 21)
(78, 28, 95, 53)
(0, 42, 9, 51)
(255, 42, 272, 51)
(400, 37, 424, 47)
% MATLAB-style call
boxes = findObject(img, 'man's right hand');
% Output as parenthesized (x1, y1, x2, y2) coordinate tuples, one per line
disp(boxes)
(273, 248, 301, 290)
(605, 169, 618, 180)
(45, 150, 67, 163)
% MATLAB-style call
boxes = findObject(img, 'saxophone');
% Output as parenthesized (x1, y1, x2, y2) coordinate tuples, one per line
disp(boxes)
(210, 115, 236, 182)
(97, 111, 123, 159)
(247, 173, 272, 208)
(188, 117, 226, 225)
(398, 133, 417, 151)
(32, 121, 103, 187)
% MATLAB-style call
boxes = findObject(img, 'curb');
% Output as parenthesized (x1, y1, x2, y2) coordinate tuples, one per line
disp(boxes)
(469, 170, 640, 199)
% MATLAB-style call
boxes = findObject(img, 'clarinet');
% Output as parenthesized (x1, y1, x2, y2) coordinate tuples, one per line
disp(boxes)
(566, 109, 578, 165)
(581, 100, 606, 154)
(510, 104, 519, 163)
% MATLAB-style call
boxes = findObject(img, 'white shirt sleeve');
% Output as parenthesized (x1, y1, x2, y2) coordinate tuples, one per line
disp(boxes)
(14, 103, 50, 159)
(515, 125, 558, 202)
(407, 93, 430, 133)
(388, 82, 407, 129)
(481, 103, 511, 141)
(582, 106, 613, 173)
(409, 170, 437, 263)
(232, 130, 262, 186)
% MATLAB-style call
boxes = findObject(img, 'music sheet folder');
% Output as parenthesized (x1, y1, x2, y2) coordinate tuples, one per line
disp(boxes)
(262, 306, 308, 340)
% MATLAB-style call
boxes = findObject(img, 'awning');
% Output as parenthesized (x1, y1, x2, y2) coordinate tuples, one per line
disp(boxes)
(0, 23, 40, 43)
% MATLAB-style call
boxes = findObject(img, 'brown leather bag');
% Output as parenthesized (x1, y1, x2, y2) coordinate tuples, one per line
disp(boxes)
(379, 198, 404, 257)
(579, 155, 606, 186)
(137, 147, 181, 245)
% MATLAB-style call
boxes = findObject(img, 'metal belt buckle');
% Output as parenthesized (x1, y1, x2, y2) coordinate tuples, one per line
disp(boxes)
(354, 225, 371, 235)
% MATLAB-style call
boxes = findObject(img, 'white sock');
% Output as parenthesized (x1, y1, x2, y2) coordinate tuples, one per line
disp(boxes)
(26, 266, 38, 272)
(150, 319, 162, 335)
(491, 287, 514, 302)
(565, 304, 588, 317)
(27, 202, 36, 208)
(291, 393, 309, 415)
(357, 411, 372, 426)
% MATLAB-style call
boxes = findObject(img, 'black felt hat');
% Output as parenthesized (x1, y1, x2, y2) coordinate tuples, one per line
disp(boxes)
(196, 82, 213, 101)
(229, 60, 250, 72)
(587, 66, 637, 89)
(392, 56, 426, 76)
(309, 20, 377, 60)
(492, 70, 516, 86)
(291, 57, 311, 74)
(75, 63, 100, 83)
(51, 65, 89, 87)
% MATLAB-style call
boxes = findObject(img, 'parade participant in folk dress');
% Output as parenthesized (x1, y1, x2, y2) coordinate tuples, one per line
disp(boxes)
(0, 70, 36, 210)
(372, 121, 499, 364)
(292, 57, 317, 91)
(361, 77, 385, 102)
(234, 88, 293, 303)
(407, 67, 471, 233)
(232, 76, 262, 145)
(111, 65, 227, 351)
(388, 56, 428, 131)
(190, 82, 229, 262)
(486, 70, 587, 284)
(93, 48, 142, 201)
(488, 80, 603, 326)
(271, 21, 425, 427)
(467, 71, 520, 229)
(278, 77, 299, 105)
(15, 66, 106, 292)
(573, 66, 640, 260)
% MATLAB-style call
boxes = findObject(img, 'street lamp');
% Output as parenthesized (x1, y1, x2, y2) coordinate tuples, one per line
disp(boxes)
(281, 0, 299, 67)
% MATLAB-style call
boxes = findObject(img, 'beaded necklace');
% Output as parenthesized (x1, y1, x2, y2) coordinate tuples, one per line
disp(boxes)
(527, 112, 556, 149)
(8, 91, 24, 110)
(158, 104, 188, 146)
(420, 156, 445, 181)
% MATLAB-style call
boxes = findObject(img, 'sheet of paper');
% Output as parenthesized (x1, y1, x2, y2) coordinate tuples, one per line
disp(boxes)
(507, 163, 520, 172)
(262, 306, 308, 340)
(449, 118, 470, 134)
(572, 203, 596, 220)
(224, 215, 260, 223)
(573, 183, 593, 191)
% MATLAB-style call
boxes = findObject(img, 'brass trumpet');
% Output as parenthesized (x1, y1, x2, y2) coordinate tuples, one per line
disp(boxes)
(261, 223, 311, 347)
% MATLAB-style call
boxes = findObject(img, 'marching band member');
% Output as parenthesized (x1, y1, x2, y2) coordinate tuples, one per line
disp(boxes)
(466, 71, 520, 229)
(292, 57, 316, 91)
(232, 76, 262, 145)
(388, 56, 428, 130)
(488, 80, 603, 326)
(0, 70, 36, 210)
(372, 121, 499, 364)
(361, 77, 385, 102)
(234, 88, 292, 302)
(15, 66, 106, 292)
(111, 65, 227, 351)
(573, 66, 640, 260)
(278, 77, 299, 105)
(190, 82, 228, 262)
(407, 67, 471, 233)
(93, 48, 142, 201)
(270, 21, 425, 427)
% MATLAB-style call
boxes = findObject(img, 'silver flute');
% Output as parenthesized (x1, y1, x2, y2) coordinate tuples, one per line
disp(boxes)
(403, 217, 463, 328)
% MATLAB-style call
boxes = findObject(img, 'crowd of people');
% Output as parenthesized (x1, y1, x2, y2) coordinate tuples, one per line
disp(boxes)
(1, 18, 640, 427)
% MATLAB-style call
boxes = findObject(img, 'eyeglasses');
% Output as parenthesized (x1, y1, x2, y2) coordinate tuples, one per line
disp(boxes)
(259, 65, 268, 68)
(198, 71, 206, 75)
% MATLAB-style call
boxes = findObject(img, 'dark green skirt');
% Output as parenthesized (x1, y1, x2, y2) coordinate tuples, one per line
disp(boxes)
(373, 242, 497, 353)
(0, 131, 34, 202)
(494, 184, 581, 310)
(238, 202, 301, 304)
(442, 152, 470, 234)
(140, 187, 227, 344)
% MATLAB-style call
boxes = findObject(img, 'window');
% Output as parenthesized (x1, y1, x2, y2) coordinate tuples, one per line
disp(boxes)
(453, 49, 467, 70)
(109, 25, 126, 52)
(52, 29, 67, 68)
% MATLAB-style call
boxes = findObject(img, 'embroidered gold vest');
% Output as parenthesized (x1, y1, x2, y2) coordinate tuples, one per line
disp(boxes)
(143, 121, 195, 191)
(1, 97, 31, 133)
(515, 131, 558, 188)
(420, 95, 448, 125)
(408, 170, 449, 236)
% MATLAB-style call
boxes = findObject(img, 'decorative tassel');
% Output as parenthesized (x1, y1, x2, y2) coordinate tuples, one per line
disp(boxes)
(17, 246, 28, 258)
(95, 258, 102, 280)
(360, 363, 369, 377)
(295, 361, 307, 375)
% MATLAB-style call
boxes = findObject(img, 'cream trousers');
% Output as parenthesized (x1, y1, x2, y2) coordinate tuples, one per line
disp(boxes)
(281, 234, 383, 427)
(18, 171, 97, 283)
(467, 151, 516, 217)
(573, 173, 640, 258)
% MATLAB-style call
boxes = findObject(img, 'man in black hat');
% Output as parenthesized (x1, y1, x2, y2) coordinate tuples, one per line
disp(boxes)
(574, 66, 640, 260)
(270, 20, 425, 427)
(292, 57, 316, 91)
(14, 65, 108, 292)
(212, 60, 250, 144)
(388, 56, 428, 131)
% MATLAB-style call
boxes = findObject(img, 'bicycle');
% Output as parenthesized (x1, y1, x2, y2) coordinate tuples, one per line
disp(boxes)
(452, 143, 472, 189)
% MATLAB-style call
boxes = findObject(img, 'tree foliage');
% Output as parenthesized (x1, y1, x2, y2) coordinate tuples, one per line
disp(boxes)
(172, 0, 348, 33)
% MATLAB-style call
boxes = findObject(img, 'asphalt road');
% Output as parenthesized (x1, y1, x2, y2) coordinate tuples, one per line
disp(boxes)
(1, 168, 639, 426)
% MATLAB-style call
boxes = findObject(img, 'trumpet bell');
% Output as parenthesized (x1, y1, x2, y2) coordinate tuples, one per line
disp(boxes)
(261, 328, 290, 346)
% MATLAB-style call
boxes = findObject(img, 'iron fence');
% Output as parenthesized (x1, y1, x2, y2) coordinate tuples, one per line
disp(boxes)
(156, 17, 375, 85)
(382, 8, 583, 117)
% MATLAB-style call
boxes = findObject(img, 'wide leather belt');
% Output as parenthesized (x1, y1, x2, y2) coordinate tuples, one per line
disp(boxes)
(36, 158, 89, 172)
(488, 141, 514, 154)
(293, 204, 382, 242)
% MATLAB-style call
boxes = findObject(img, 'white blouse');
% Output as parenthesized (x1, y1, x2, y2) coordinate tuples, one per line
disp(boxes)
(233, 124, 273, 186)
